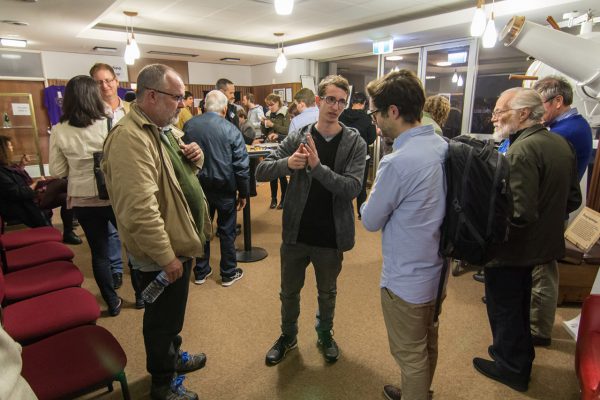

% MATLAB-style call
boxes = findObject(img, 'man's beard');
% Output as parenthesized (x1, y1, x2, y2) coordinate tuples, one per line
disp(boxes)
(492, 120, 517, 142)
(169, 109, 181, 126)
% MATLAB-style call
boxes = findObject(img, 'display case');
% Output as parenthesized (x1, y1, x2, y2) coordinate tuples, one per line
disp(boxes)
(0, 92, 44, 175)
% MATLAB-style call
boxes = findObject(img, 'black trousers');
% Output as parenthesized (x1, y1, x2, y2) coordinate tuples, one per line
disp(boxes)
(139, 259, 192, 385)
(484, 266, 535, 380)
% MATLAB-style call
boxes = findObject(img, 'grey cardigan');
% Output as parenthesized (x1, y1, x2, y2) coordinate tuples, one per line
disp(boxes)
(256, 122, 367, 251)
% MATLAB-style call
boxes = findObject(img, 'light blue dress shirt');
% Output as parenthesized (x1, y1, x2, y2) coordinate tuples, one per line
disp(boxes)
(361, 124, 448, 304)
(288, 106, 319, 133)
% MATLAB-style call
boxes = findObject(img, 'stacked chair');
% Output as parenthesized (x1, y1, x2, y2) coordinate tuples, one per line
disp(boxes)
(0, 219, 130, 399)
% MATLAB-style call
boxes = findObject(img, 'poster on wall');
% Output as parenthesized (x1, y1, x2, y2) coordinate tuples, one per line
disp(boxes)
(285, 88, 292, 103)
(300, 75, 316, 93)
(273, 88, 285, 99)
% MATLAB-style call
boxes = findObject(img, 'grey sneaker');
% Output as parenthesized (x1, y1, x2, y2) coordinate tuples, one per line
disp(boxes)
(317, 330, 339, 363)
(175, 350, 207, 373)
(222, 268, 243, 287)
(150, 375, 198, 400)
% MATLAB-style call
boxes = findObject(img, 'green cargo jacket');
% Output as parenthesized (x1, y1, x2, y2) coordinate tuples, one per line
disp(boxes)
(488, 124, 581, 267)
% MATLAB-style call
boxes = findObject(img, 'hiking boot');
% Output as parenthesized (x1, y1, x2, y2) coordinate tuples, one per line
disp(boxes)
(317, 330, 339, 363)
(265, 334, 297, 365)
(194, 268, 212, 285)
(150, 375, 198, 400)
(222, 268, 243, 287)
(176, 350, 207, 373)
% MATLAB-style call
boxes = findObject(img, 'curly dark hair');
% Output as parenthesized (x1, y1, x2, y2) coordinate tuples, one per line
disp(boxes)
(59, 75, 109, 128)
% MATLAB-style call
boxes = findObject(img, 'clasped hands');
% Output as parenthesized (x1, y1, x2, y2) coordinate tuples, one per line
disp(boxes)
(287, 133, 319, 170)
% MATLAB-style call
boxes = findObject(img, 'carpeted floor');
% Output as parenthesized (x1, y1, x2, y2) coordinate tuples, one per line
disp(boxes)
(68, 183, 582, 400)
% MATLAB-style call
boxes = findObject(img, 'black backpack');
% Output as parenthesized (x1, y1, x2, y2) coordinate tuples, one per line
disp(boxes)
(439, 135, 513, 265)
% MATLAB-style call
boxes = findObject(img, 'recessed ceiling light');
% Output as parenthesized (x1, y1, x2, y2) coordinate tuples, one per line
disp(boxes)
(386, 55, 403, 61)
(1, 54, 22, 60)
(436, 61, 452, 67)
(93, 46, 117, 52)
(220, 57, 240, 62)
(0, 38, 27, 48)
(425, 76, 436, 79)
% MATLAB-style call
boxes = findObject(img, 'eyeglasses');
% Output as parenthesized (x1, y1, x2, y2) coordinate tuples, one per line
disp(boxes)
(320, 96, 347, 108)
(96, 78, 115, 86)
(543, 95, 558, 104)
(145, 87, 185, 103)
(491, 108, 515, 118)
(367, 109, 381, 123)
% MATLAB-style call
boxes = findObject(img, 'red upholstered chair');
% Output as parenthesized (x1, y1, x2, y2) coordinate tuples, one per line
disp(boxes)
(0, 282, 100, 344)
(0, 240, 74, 273)
(0, 260, 83, 303)
(21, 325, 130, 400)
(576, 294, 600, 400)
(0, 227, 62, 250)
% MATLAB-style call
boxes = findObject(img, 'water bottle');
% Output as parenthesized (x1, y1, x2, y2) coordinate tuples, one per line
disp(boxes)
(141, 270, 170, 304)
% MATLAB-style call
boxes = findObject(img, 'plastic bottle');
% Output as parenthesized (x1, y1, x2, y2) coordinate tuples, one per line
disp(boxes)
(141, 270, 170, 303)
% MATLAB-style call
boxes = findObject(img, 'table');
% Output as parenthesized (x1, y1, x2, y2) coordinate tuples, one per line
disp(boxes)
(236, 148, 271, 262)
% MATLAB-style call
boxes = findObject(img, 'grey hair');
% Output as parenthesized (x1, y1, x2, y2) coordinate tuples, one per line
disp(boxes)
(205, 90, 228, 113)
(503, 87, 545, 122)
(532, 75, 573, 105)
(136, 64, 173, 98)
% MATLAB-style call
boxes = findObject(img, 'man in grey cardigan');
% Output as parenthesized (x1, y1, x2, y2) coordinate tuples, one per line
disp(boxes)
(257, 75, 367, 366)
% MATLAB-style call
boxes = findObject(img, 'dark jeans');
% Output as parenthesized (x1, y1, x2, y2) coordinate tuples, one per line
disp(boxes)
(270, 177, 288, 201)
(139, 260, 192, 385)
(280, 242, 343, 337)
(484, 266, 535, 380)
(194, 191, 237, 278)
(73, 206, 120, 309)
(357, 159, 369, 216)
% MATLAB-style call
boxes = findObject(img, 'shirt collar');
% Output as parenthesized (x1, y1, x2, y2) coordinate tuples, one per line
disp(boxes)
(550, 107, 578, 125)
(392, 124, 435, 151)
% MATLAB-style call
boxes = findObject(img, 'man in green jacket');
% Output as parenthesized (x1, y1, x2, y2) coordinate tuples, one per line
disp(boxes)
(103, 64, 211, 400)
(473, 87, 581, 393)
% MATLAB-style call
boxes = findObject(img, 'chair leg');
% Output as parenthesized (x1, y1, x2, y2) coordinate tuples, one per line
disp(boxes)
(107, 381, 114, 392)
(116, 371, 131, 400)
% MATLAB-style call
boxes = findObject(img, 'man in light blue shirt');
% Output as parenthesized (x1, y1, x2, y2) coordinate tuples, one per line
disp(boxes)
(362, 70, 447, 400)
(288, 88, 319, 133)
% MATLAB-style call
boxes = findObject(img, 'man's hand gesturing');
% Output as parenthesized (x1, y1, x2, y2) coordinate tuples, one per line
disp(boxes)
(304, 133, 320, 169)
(287, 143, 309, 170)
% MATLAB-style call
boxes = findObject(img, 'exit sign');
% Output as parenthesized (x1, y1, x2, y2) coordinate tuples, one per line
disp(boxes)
(373, 38, 394, 55)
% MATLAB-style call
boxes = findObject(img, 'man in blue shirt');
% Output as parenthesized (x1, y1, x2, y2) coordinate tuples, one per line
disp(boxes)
(288, 88, 319, 134)
(529, 76, 593, 346)
(362, 70, 447, 400)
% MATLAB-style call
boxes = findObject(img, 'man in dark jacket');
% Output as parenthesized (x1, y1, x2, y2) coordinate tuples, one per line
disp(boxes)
(216, 78, 240, 130)
(257, 75, 366, 366)
(339, 91, 377, 218)
(184, 90, 249, 287)
(473, 87, 581, 392)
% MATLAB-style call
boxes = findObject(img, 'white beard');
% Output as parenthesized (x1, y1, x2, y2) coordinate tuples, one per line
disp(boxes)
(492, 129, 508, 142)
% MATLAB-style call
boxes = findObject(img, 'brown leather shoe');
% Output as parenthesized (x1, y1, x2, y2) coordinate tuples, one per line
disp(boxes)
(383, 385, 433, 400)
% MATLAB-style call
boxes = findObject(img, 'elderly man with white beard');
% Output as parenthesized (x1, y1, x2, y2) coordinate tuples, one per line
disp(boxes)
(472, 87, 581, 393)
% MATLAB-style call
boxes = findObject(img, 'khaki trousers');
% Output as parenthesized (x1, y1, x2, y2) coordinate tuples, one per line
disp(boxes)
(530, 261, 558, 339)
(381, 288, 439, 400)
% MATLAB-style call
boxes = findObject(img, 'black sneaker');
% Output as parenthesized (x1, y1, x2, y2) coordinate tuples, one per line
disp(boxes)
(265, 334, 297, 365)
(135, 295, 145, 309)
(150, 375, 198, 400)
(222, 268, 243, 287)
(108, 297, 122, 317)
(317, 330, 339, 363)
(269, 198, 277, 209)
(113, 273, 123, 289)
(194, 268, 212, 285)
(176, 350, 207, 373)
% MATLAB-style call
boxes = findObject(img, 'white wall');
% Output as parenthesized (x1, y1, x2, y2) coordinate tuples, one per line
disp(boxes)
(251, 59, 308, 86)
(42, 51, 129, 81)
(188, 62, 252, 86)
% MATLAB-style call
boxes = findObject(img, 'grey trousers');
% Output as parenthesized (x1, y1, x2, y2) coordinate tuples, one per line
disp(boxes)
(279, 242, 343, 337)
(530, 260, 558, 339)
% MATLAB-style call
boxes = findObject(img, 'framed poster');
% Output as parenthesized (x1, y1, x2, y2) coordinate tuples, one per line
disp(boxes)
(300, 75, 316, 93)
(273, 88, 285, 99)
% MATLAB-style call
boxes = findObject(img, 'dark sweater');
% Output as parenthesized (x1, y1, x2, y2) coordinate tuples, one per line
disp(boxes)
(297, 126, 343, 248)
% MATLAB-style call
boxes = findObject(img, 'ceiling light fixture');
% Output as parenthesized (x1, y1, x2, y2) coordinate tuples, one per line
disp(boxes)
(274, 33, 287, 74)
(220, 57, 241, 62)
(481, 0, 497, 48)
(457, 75, 464, 87)
(386, 55, 403, 61)
(425, 76, 436, 80)
(452, 69, 458, 83)
(93, 46, 117, 52)
(123, 11, 141, 65)
(470, 0, 487, 37)
(274, 0, 294, 15)
(0, 38, 27, 48)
